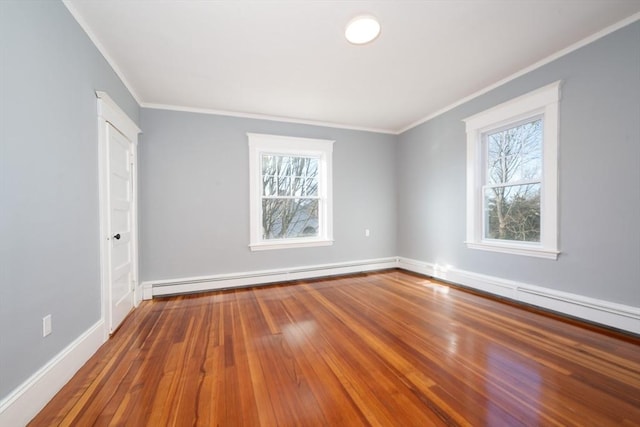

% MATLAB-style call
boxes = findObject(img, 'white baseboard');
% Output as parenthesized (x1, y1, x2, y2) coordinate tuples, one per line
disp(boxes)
(143, 256, 639, 334)
(0, 320, 106, 427)
(398, 257, 640, 335)
(142, 257, 399, 298)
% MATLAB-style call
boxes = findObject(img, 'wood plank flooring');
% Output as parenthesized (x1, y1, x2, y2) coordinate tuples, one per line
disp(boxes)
(30, 270, 640, 426)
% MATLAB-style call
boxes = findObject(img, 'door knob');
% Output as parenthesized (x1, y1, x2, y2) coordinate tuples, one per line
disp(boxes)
(113, 233, 121, 240)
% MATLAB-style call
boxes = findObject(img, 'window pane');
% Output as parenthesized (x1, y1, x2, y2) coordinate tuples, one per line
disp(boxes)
(277, 156, 292, 176)
(291, 156, 306, 177)
(304, 178, 318, 196)
(262, 155, 276, 175)
(484, 183, 540, 242)
(263, 176, 276, 196)
(486, 119, 542, 185)
(262, 198, 319, 239)
(277, 177, 291, 196)
(305, 158, 319, 177)
(292, 177, 305, 196)
(291, 176, 318, 197)
(262, 155, 277, 196)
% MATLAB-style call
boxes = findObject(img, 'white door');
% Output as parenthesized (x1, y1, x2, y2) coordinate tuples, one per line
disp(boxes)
(107, 123, 134, 333)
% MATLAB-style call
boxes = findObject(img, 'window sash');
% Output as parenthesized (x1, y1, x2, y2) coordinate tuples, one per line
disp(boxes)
(482, 182, 541, 243)
(482, 179, 541, 190)
(482, 116, 543, 187)
(261, 153, 320, 198)
(262, 196, 321, 200)
(481, 117, 544, 244)
(261, 198, 321, 240)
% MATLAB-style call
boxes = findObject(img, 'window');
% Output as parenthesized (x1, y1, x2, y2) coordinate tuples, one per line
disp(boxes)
(248, 133, 334, 251)
(463, 82, 560, 259)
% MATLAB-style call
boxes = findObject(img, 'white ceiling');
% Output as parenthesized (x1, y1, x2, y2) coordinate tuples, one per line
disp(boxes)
(65, 1, 640, 133)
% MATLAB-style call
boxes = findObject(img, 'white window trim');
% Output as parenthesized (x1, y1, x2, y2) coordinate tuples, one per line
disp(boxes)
(463, 81, 561, 260)
(248, 133, 334, 251)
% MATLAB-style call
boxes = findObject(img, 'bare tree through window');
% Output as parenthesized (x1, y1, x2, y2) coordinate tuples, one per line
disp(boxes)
(484, 118, 542, 242)
(261, 155, 319, 239)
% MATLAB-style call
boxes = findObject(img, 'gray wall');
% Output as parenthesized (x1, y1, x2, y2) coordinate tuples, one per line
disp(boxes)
(1, 0, 637, 408)
(0, 1, 139, 399)
(139, 109, 397, 281)
(397, 22, 640, 306)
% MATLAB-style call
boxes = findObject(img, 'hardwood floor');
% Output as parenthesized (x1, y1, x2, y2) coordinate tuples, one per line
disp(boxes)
(30, 270, 640, 426)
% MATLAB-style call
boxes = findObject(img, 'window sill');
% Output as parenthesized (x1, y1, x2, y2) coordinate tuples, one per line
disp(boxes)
(465, 241, 559, 260)
(249, 239, 334, 252)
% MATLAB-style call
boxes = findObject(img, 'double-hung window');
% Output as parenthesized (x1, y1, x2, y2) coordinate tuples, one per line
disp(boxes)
(248, 133, 334, 251)
(464, 82, 560, 259)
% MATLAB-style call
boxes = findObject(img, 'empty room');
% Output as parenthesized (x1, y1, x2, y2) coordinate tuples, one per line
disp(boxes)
(1, 0, 640, 425)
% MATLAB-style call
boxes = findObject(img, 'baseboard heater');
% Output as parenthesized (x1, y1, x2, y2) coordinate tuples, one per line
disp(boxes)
(144, 257, 400, 298)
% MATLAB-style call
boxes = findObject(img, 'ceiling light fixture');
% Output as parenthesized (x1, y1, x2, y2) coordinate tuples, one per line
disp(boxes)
(345, 15, 381, 45)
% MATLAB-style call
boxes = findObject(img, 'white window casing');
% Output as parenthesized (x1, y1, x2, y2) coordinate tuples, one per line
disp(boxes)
(248, 133, 334, 251)
(463, 81, 561, 259)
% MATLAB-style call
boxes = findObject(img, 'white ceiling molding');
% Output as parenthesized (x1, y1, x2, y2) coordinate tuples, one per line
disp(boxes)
(397, 11, 640, 134)
(63, 1, 640, 134)
(141, 103, 397, 135)
(62, 0, 142, 105)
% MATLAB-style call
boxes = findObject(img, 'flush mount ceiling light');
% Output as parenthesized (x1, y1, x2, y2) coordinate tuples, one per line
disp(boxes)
(345, 15, 381, 45)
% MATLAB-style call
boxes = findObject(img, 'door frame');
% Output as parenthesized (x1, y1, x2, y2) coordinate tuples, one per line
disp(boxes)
(96, 91, 141, 339)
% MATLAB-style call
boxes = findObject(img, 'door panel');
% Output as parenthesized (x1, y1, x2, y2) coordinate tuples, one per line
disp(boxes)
(108, 123, 134, 333)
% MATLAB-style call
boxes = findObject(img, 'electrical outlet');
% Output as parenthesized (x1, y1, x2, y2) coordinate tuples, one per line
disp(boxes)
(43, 315, 52, 337)
(365, 229, 370, 237)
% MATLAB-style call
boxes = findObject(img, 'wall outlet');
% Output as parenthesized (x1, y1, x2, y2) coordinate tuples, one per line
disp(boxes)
(365, 229, 370, 237)
(42, 315, 52, 337)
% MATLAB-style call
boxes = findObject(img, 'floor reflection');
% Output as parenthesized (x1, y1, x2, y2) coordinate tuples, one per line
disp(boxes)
(282, 320, 317, 346)
(486, 345, 542, 425)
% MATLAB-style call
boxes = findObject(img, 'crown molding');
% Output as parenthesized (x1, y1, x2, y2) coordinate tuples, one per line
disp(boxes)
(398, 12, 640, 134)
(141, 102, 397, 134)
(63, 0, 638, 136)
(62, 0, 143, 105)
